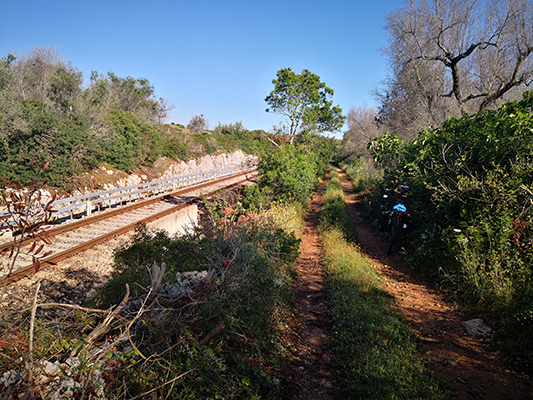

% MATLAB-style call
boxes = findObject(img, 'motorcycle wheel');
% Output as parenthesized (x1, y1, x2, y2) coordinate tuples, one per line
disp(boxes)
(387, 218, 398, 255)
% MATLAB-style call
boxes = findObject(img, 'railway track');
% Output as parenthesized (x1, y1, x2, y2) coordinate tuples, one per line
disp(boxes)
(0, 170, 257, 285)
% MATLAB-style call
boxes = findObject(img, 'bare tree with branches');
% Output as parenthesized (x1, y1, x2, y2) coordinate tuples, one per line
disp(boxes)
(342, 105, 385, 158)
(378, 0, 533, 139)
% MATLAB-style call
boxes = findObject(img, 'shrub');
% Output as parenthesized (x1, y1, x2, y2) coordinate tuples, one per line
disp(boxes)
(187, 114, 208, 132)
(99, 109, 165, 170)
(1, 100, 97, 186)
(259, 144, 319, 205)
(162, 136, 189, 160)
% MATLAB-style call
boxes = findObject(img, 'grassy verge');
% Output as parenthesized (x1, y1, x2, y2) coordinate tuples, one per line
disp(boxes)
(319, 170, 447, 399)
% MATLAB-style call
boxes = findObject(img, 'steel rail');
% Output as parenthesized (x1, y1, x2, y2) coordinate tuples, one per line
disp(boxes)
(1, 171, 256, 284)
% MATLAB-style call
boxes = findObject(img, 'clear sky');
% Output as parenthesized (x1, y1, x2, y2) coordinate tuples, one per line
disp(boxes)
(1, 0, 404, 138)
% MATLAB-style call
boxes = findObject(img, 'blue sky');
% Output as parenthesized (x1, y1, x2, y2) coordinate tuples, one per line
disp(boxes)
(1, 0, 403, 138)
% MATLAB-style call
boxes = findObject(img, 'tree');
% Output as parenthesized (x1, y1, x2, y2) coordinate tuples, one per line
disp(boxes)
(375, 59, 452, 141)
(378, 0, 533, 140)
(47, 61, 83, 115)
(0, 54, 28, 141)
(187, 114, 209, 132)
(265, 68, 345, 144)
(342, 105, 384, 160)
(81, 71, 169, 125)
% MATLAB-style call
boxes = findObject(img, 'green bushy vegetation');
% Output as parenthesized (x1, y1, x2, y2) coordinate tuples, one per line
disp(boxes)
(2, 99, 98, 187)
(364, 91, 533, 366)
(258, 135, 337, 204)
(86, 136, 335, 397)
(340, 157, 383, 194)
(0, 49, 271, 191)
(319, 170, 445, 399)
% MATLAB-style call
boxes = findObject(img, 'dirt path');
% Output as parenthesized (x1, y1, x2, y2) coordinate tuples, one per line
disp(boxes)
(282, 169, 532, 399)
(280, 189, 337, 399)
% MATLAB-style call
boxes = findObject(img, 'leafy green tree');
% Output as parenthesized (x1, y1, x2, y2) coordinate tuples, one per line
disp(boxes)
(367, 131, 405, 169)
(265, 68, 345, 144)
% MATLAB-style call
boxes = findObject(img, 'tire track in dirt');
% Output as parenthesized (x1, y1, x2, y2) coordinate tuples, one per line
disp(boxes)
(280, 190, 337, 400)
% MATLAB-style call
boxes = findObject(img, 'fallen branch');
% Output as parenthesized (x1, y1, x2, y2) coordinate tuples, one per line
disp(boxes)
(198, 321, 225, 346)
(85, 284, 130, 347)
(23, 303, 111, 314)
(94, 287, 154, 363)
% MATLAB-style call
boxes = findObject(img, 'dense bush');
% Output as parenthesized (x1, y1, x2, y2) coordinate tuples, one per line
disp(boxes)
(258, 144, 317, 204)
(366, 91, 533, 363)
(100, 109, 164, 170)
(1, 100, 98, 186)
(258, 136, 336, 205)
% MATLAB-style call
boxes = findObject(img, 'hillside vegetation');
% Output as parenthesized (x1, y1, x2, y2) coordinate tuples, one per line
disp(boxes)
(0, 48, 270, 191)
(0, 131, 341, 398)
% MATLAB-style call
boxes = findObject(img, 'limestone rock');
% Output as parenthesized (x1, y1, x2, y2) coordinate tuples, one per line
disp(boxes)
(462, 318, 492, 336)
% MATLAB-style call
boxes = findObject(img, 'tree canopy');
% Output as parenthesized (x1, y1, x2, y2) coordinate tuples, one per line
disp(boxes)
(265, 68, 345, 144)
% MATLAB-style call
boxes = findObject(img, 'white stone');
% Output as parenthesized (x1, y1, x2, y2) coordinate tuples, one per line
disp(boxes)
(43, 360, 62, 375)
(462, 318, 492, 336)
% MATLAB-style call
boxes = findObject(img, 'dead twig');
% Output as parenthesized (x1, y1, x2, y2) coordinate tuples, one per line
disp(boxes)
(129, 368, 198, 400)
(93, 287, 153, 363)
(84, 284, 130, 348)
(198, 321, 225, 346)
(27, 281, 40, 390)
(23, 302, 111, 314)
(148, 261, 166, 292)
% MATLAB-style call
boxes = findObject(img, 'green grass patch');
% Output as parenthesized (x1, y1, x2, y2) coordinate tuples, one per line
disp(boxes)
(319, 171, 447, 399)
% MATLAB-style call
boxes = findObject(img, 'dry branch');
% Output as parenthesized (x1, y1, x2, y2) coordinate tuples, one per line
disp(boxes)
(198, 321, 225, 346)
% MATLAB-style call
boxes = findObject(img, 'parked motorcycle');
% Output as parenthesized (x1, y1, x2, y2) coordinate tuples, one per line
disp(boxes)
(378, 185, 412, 255)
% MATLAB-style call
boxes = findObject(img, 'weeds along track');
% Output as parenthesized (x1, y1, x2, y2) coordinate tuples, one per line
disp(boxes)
(0, 170, 257, 284)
